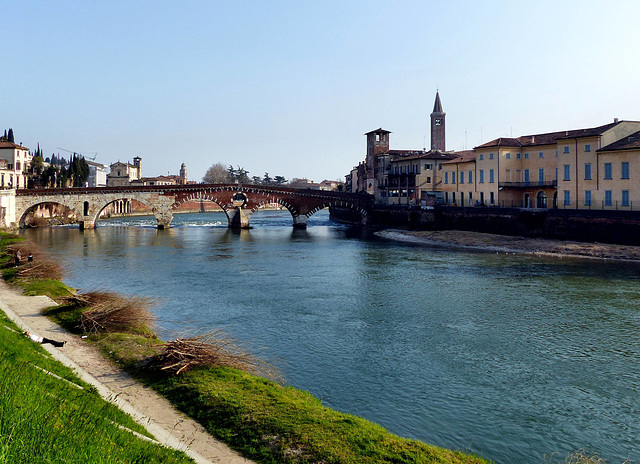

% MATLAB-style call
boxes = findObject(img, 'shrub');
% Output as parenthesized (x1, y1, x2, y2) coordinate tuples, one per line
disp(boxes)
(5, 241, 63, 281)
(73, 291, 156, 334)
(147, 329, 279, 379)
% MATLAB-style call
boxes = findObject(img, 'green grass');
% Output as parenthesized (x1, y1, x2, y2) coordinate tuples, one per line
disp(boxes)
(0, 314, 194, 464)
(86, 328, 489, 464)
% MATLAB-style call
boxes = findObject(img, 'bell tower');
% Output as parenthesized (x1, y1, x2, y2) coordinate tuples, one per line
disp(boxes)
(364, 128, 391, 195)
(430, 91, 446, 151)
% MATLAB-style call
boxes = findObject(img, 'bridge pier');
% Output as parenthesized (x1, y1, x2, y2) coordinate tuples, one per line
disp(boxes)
(227, 207, 252, 229)
(292, 215, 308, 229)
(78, 219, 95, 230)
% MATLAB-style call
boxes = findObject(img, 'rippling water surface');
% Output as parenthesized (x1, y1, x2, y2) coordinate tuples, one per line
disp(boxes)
(24, 210, 640, 463)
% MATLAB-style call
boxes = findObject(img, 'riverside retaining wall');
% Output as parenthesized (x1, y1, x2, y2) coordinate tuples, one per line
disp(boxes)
(358, 206, 640, 246)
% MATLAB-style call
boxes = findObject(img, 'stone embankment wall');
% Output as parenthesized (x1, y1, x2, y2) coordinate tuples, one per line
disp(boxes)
(435, 207, 640, 246)
(334, 205, 640, 246)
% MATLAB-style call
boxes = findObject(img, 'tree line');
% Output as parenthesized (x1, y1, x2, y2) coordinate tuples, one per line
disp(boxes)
(5, 127, 92, 188)
(203, 163, 288, 186)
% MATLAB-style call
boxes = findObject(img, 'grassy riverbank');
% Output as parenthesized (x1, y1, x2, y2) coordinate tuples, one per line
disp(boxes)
(1, 231, 490, 464)
(0, 313, 193, 463)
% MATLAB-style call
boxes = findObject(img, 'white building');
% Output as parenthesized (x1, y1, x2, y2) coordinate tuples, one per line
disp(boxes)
(86, 160, 108, 187)
(0, 140, 32, 189)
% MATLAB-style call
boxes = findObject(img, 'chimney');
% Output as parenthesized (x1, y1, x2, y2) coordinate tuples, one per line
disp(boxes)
(614, 118, 619, 123)
(531, 135, 535, 143)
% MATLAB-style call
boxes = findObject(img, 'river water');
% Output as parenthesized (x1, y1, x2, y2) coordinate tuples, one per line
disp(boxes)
(23, 210, 640, 463)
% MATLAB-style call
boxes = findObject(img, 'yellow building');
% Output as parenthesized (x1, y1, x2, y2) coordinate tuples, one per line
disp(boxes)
(441, 120, 640, 210)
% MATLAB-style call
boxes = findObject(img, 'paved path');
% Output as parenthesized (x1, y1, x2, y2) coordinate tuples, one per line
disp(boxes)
(0, 280, 253, 464)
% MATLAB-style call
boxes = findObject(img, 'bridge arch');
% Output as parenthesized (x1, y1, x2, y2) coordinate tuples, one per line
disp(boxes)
(17, 200, 78, 228)
(90, 195, 174, 229)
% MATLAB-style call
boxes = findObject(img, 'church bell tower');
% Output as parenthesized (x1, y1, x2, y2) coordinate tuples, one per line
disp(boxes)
(430, 91, 446, 151)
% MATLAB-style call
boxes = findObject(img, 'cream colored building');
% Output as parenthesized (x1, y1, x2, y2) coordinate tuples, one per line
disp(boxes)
(0, 140, 32, 189)
(107, 157, 142, 187)
(441, 120, 640, 210)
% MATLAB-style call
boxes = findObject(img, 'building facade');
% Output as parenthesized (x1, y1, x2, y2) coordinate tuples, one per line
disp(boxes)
(441, 120, 640, 210)
(107, 157, 142, 187)
(0, 140, 32, 189)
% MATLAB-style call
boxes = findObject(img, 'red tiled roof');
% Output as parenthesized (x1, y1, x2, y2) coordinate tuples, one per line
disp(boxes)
(598, 130, 640, 152)
(443, 150, 476, 164)
(476, 121, 635, 149)
(0, 140, 29, 150)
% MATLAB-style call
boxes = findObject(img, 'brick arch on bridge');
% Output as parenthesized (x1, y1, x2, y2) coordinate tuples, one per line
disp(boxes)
(170, 186, 369, 229)
(15, 193, 174, 229)
(16, 198, 80, 228)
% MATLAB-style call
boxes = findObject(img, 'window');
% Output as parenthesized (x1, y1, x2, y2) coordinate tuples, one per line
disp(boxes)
(584, 163, 592, 180)
(426, 177, 431, 183)
(468, 171, 473, 183)
(444, 172, 449, 184)
(538, 168, 544, 183)
(524, 153, 529, 159)
(479, 154, 484, 160)
(563, 165, 570, 181)
(489, 153, 494, 159)
(16, 161, 21, 170)
(555, 150, 558, 157)
(555, 167, 558, 181)
(585, 144, 591, 152)
(490, 192, 495, 204)
(585, 191, 592, 206)
(622, 162, 629, 179)
(563, 146, 570, 154)
(622, 190, 630, 206)
(538, 152, 544, 158)
(605, 190, 612, 206)
(479, 170, 484, 183)
(517, 153, 522, 159)
(469, 192, 472, 204)
(460, 172, 464, 184)
(604, 163, 612, 179)
(452, 172, 456, 184)
(444, 192, 449, 203)
(505, 153, 511, 159)
(489, 169, 495, 183)
(452, 192, 456, 204)
(563, 190, 571, 205)
(425, 163, 432, 170)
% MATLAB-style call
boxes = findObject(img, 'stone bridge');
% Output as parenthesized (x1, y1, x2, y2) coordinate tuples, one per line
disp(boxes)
(14, 184, 373, 229)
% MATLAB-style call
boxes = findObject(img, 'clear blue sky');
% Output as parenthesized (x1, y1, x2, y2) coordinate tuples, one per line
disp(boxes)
(4, 1, 640, 183)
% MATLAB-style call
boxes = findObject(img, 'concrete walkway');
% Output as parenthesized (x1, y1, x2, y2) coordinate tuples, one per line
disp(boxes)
(0, 280, 253, 464)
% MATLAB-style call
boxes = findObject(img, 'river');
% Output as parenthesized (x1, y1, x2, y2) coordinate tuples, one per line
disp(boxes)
(23, 210, 640, 464)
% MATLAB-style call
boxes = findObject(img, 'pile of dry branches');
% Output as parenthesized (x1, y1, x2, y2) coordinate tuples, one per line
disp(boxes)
(148, 329, 278, 379)
(6, 241, 63, 280)
(71, 291, 156, 334)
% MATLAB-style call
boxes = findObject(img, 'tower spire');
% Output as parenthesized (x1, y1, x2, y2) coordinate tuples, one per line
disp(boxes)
(430, 91, 446, 151)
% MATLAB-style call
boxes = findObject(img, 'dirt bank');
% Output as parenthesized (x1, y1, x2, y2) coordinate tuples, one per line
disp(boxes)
(377, 229, 640, 262)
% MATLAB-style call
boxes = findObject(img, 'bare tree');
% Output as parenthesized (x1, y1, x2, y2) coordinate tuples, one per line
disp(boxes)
(202, 162, 230, 183)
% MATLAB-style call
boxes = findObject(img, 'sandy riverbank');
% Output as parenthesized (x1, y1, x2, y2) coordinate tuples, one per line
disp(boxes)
(0, 280, 253, 464)
(377, 229, 640, 262)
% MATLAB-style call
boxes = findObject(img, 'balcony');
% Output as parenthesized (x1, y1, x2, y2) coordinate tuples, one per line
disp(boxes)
(499, 180, 557, 189)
